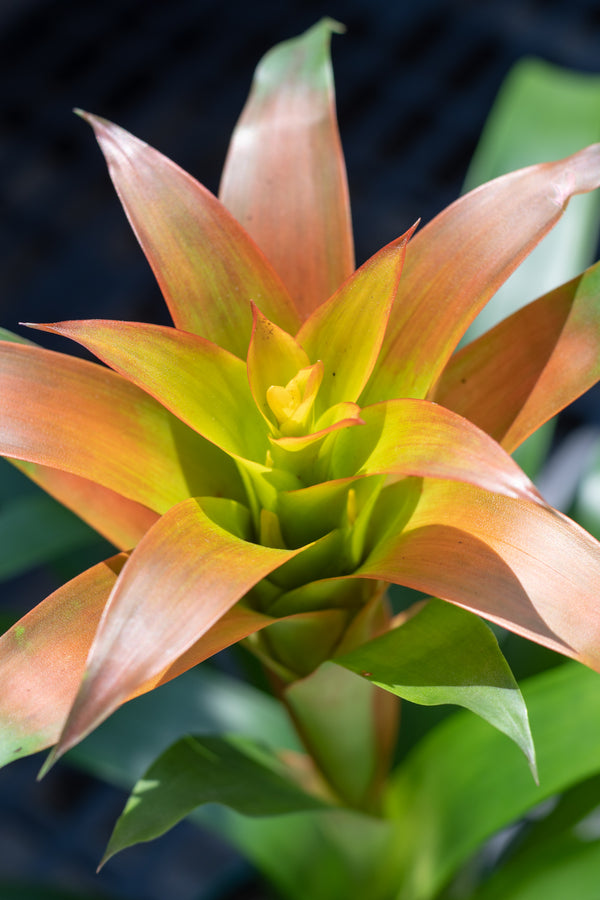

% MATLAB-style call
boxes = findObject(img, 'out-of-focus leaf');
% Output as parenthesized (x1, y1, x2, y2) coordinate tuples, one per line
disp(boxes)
(70, 664, 301, 787)
(463, 58, 600, 340)
(335, 599, 535, 774)
(466, 832, 600, 900)
(388, 662, 600, 900)
(0, 492, 99, 582)
(570, 436, 600, 539)
(101, 734, 332, 865)
(365, 144, 600, 405)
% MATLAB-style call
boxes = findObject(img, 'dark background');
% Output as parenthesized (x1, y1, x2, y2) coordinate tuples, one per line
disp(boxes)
(2, 0, 600, 898)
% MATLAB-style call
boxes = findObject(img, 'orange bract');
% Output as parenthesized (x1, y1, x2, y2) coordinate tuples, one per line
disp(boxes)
(1, 20, 600, 780)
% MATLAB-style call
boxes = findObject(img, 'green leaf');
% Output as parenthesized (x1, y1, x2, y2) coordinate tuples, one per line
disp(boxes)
(463, 58, 600, 340)
(466, 832, 600, 900)
(335, 599, 535, 774)
(0, 491, 99, 582)
(102, 733, 331, 865)
(70, 664, 301, 786)
(388, 662, 600, 900)
(0, 327, 37, 346)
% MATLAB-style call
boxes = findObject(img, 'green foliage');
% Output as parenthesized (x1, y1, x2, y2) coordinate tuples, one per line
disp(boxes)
(102, 734, 331, 866)
(335, 599, 535, 774)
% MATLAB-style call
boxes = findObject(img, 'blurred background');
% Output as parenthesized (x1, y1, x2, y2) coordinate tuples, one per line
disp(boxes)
(2, 0, 600, 898)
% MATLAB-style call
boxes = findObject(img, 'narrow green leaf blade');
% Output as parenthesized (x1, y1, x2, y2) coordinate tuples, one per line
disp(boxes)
(102, 734, 331, 865)
(389, 662, 600, 900)
(335, 599, 535, 774)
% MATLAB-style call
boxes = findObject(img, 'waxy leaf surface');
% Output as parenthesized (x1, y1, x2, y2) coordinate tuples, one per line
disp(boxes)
(434, 261, 600, 452)
(80, 112, 298, 356)
(33, 321, 267, 462)
(50, 498, 303, 763)
(220, 19, 353, 318)
(389, 663, 600, 900)
(297, 233, 411, 414)
(0, 554, 125, 766)
(102, 733, 330, 866)
(328, 398, 542, 503)
(335, 598, 535, 772)
(13, 460, 158, 550)
(0, 342, 238, 512)
(366, 144, 600, 403)
(360, 480, 600, 670)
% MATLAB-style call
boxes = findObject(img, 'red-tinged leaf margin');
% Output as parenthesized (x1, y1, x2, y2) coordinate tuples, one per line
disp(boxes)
(12, 460, 158, 550)
(359, 479, 600, 671)
(0, 553, 127, 766)
(79, 111, 299, 357)
(220, 19, 354, 319)
(44, 497, 309, 769)
(28, 320, 268, 463)
(297, 230, 415, 415)
(433, 261, 600, 452)
(327, 398, 543, 504)
(0, 340, 241, 512)
(365, 144, 600, 404)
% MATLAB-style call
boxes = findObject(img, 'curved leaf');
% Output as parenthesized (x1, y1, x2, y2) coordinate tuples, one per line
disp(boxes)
(220, 19, 353, 319)
(327, 398, 542, 503)
(12, 460, 158, 550)
(79, 112, 298, 356)
(247, 304, 310, 429)
(360, 479, 600, 670)
(335, 598, 535, 773)
(297, 231, 412, 414)
(47, 497, 304, 765)
(102, 733, 331, 866)
(0, 341, 241, 511)
(31, 320, 267, 462)
(0, 554, 125, 766)
(388, 662, 600, 900)
(434, 261, 600, 452)
(366, 144, 600, 403)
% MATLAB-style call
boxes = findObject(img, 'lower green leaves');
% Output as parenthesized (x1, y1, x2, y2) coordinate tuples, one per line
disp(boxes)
(334, 598, 536, 776)
(388, 662, 600, 900)
(102, 733, 332, 866)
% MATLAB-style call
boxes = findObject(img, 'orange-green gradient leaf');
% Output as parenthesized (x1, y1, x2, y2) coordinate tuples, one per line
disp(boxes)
(49, 498, 304, 763)
(12, 460, 158, 549)
(0, 554, 125, 765)
(328, 399, 542, 503)
(219, 19, 354, 319)
(79, 112, 298, 357)
(433, 261, 600, 453)
(360, 480, 600, 670)
(366, 144, 600, 403)
(31, 320, 267, 462)
(0, 341, 241, 512)
(297, 231, 413, 414)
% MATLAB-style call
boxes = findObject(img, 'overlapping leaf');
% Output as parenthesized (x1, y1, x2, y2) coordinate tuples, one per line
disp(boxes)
(220, 18, 354, 317)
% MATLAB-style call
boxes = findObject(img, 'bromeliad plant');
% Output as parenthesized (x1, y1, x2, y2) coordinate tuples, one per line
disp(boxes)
(3, 17, 600, 892)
